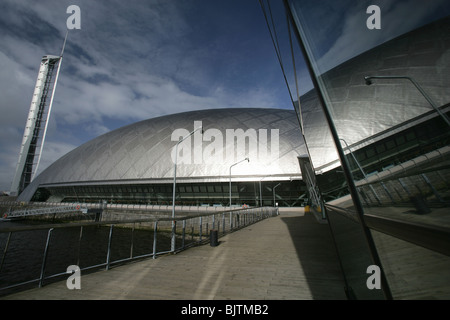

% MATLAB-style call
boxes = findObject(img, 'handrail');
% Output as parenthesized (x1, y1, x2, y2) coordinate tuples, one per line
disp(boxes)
(324, 203, 450, 257)
(0, 206, 278, 294)
(354, 145, 450, 189)
(363, 214, 450, 257)
(0, 206, 267, 233)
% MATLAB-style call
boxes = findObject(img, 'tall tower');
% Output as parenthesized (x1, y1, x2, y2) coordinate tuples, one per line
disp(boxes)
(10, 49, 64, 196)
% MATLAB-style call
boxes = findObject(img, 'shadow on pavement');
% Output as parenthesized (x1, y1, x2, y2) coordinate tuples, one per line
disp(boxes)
(280, 211, 347, 299)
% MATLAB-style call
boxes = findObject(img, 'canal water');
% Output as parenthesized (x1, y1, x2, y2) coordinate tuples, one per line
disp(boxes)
(0, 220, 172, 295)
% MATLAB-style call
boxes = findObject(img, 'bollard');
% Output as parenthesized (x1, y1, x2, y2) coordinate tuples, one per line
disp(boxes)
(210, 229, 219, 247)
(410, 195, 431, 214)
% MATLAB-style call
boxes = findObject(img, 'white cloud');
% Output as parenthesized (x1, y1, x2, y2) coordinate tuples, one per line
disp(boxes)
(0, 0, 292, 191)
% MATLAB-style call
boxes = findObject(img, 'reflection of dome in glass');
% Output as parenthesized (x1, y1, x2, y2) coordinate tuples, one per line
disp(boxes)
(300, 16, 450, 172)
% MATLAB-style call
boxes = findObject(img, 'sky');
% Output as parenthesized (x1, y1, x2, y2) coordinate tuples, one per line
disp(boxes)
(1, 0, 449, 192)
(0, 0, 295, 192)
(290, 0, 450, 73)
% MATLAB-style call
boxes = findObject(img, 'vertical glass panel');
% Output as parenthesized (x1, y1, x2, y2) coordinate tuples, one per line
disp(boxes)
(325, 205, 382, 299)
(286, 0, 450, 299)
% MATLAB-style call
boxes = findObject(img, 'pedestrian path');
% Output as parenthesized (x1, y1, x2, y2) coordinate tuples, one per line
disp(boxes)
(2, 208, 347, 300)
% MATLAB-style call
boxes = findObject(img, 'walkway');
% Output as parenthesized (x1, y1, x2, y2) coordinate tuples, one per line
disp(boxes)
(2, 208, 347, 300)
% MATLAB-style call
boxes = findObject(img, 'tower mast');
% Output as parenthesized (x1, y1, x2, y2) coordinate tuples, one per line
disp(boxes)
(10, 32, 68, 196)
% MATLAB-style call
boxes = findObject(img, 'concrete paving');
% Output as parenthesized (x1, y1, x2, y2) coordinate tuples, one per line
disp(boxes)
(2, 208, 347, 300)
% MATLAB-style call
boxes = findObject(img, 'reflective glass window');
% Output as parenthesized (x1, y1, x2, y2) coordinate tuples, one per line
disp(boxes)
(283, 0, 450, 299)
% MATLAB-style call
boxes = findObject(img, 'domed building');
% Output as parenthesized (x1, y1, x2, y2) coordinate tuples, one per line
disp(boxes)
(18, 108, 308, 207)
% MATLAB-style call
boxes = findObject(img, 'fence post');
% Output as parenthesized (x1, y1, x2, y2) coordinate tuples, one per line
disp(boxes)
(171, 220, 177, 252)
(182, 220, 186, 249)
(199, 217, 203, 242)
(130, 222, 135, 259)
(230, 212, 233, 230)
(106, 225, 114, 270)
(39, 228, 54, 288)
(0, 232, 12, 274)
(153, 221, 158, 259)
(77, 226, 83, 266)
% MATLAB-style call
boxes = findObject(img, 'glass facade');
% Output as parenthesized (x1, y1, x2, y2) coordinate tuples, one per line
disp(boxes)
(268, 0, 450, 299)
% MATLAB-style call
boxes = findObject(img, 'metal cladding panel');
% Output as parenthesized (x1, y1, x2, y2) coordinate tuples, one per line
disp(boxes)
(18, 108, 306, 201)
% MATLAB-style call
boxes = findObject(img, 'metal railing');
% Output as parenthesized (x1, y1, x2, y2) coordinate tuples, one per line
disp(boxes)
(324, 203, 450, 257)
(0, 206, 277, 295)
(2, 204, 86, 219)
(355, 145, 450, 208)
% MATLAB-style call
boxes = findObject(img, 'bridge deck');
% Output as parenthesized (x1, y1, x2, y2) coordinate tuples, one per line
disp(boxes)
(2, 208, 347, 300)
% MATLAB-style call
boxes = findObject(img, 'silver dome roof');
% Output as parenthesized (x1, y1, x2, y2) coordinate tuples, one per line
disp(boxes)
(18, 108, 306, 201)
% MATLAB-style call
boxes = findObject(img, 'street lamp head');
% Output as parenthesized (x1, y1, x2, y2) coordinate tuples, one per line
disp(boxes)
(245, 157, 249, 162)
(362, 75, 450, 126)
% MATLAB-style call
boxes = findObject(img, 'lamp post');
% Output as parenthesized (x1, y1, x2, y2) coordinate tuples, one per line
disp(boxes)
(171, 126, 203, 252)
(229, 158, 249, 208)
(258, 176, 268, 207)
(364, 75, 450, 127)
(273, 183, 281, 207)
